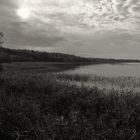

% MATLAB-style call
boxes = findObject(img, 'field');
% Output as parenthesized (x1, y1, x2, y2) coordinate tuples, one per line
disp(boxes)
(0, 62, 140, 140)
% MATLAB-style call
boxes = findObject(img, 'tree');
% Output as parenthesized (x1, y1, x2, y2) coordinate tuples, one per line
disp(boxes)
(0, 32, 4, 46)
(0, 32, 4, 72)
(0, 65, 3, 72)
(0, 32, 11, 63)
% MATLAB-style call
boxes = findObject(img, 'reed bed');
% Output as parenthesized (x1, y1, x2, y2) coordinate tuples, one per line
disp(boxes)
(0, 71, 140, 140)
(56, 73, 140, 92)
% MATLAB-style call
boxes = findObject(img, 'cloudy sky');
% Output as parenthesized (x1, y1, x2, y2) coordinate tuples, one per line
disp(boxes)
(0, 0, 140, 59)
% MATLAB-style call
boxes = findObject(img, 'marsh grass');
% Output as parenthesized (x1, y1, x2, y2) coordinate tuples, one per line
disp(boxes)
(0, 72, 140, 140)
(56, 73, 140, 92)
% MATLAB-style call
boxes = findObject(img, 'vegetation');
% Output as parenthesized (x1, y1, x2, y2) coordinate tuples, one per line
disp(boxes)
(2, 62, 86, 73)
(0, 46, 140, 64)
(0, 71, 140, 140)
(0, 65, 3, 72)
(56, 73, 140, 92)
(0, 47, 91, 63)
(0, 32, 140, 139)
(0, 32, 4, 71)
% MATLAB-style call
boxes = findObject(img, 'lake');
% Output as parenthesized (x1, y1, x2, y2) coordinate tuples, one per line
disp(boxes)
(66, 63, 140, 77)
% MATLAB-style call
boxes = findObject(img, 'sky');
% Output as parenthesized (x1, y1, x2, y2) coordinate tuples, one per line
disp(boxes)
(0, 0, 140, 59)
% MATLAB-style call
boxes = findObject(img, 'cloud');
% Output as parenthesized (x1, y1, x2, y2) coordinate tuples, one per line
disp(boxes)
(0, 0, 140, 59)
(1, 0, 139, 37)
(14, 0, 140, 33)
(128, 5, 140, 16)
(0, 21, 64, 49)
(0, 0, 65, 49)
(54, 32, 140, 59)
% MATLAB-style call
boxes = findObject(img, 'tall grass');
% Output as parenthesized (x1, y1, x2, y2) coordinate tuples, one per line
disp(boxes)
(0, 72, 140, 140)
(56, 73, 140, 92)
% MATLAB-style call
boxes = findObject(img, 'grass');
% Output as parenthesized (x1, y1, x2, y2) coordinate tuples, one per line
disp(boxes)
(56, 73, 140, 92)
(0, 70, 140, 140)
(2, 62, 86, 73)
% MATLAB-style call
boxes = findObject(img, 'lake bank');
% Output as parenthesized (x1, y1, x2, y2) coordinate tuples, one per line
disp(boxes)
(2, 62, 140, 77)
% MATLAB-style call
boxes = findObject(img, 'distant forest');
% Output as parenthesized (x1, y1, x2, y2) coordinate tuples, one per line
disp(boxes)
(0, 32, 140, 64)
(0, 46, 92, 63)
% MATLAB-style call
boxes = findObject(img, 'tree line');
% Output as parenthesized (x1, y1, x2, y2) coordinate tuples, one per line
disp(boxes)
(0, 32, 140, 64)
(0, 32, 90, 63)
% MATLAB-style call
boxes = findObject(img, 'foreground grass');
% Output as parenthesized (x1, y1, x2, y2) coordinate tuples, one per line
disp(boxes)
(0, 72, 140, 140)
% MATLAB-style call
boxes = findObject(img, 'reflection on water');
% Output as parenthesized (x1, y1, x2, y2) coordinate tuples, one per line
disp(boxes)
(66, 63, 140, 77)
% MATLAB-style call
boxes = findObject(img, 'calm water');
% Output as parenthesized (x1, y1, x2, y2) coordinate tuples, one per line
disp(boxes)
(66, 63, 140, 77)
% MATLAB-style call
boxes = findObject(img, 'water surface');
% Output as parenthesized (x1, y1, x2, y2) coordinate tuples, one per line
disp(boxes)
(66, 63, 140, 77)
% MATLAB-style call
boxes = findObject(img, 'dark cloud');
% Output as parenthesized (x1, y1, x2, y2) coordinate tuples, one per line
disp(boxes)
(0, 21, 64, 49)
(0, 0, 17, 8)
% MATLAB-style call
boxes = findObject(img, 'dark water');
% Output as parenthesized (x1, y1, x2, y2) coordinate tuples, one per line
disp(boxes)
(66, 63, 140, 77)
